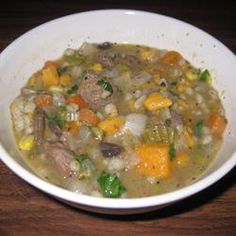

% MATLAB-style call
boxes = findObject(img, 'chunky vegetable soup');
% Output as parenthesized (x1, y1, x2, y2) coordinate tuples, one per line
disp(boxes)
(11, 42, 227, 198)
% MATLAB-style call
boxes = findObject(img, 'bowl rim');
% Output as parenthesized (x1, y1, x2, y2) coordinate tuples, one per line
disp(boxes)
(0, 9, 236, 210)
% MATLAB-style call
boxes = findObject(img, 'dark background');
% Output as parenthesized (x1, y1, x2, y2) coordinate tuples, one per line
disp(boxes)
(1, 0, 236, 53)
(0, 1, 236, 235)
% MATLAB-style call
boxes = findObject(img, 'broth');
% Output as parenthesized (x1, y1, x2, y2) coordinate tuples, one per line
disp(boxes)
(10, 42, 227, 198)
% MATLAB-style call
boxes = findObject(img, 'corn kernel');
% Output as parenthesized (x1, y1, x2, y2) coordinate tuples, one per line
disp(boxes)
(18, 134, 35, 151)
(89, 63, 103, 73)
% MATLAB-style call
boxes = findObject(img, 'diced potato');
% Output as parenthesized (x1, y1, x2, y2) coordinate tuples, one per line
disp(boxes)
(89, 63, 103, 73)
(104, 103, 118, 117)
(42, 66, 59, 87)
(137, 143, 172, 179)
(18, 134, 35, 151)
(144, 92, 172, 111)
(98, 116, 125, 136)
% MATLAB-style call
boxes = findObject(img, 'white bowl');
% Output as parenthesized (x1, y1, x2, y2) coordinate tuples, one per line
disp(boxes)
(0, 9, 236, 215)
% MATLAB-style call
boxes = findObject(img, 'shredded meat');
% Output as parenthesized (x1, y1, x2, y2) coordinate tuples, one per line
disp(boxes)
(44, 141, 73, 178)
(79, 72, 117, 110)
(34, 108, 45, 146)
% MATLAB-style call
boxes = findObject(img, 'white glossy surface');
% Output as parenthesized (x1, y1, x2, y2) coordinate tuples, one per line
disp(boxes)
(0, 9, 236, 214)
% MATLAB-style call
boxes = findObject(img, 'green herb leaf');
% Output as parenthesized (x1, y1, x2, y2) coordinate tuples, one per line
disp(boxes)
(169, 143, 175, 160)
(75, 154, 95, 172)
(97, 79, 113, 94)
(67, 84, 78, 95)
(45, 112, 64, 128)
(199, 69, 211, 83)
(194, 120, 204, 137)
(97, 171, 125, 198)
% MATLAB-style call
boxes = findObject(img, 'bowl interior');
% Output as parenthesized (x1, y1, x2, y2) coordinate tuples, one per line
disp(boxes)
(0, 10, 236, 213)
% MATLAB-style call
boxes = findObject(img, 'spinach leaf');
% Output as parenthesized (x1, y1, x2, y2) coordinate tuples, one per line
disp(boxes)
(97, 79, 113, 94)
(67, 84, 78, 95)
(97, 171, 125, 198)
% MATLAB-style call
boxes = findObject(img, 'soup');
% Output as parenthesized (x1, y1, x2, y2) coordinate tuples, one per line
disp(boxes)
(10, 42, 227, 198)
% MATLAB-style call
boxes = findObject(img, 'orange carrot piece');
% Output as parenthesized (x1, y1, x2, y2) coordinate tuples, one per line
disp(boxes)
(79, 108, 100, 126)
(208, 113, 227, 136)
(42, 66, 59, 87)
(66, 94, 86, 108)
(162, 51, 182, 66)
(44, 60, 59, 68)
(137, 143, 172, 179)
(35, 94, 53, 108)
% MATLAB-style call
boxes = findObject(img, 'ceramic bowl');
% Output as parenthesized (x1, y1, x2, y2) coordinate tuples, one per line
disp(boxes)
(0, 9, 236, 214)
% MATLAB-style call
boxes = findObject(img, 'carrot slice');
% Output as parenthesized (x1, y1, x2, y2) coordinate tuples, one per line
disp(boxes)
(208, 113, 227, 136)
(79, 108, 100, 126)
(35, 94, 53, 108)
(66, 94, 86, 108)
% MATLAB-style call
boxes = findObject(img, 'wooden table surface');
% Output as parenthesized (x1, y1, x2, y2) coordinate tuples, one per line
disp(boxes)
(0, 1, 236, 235)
